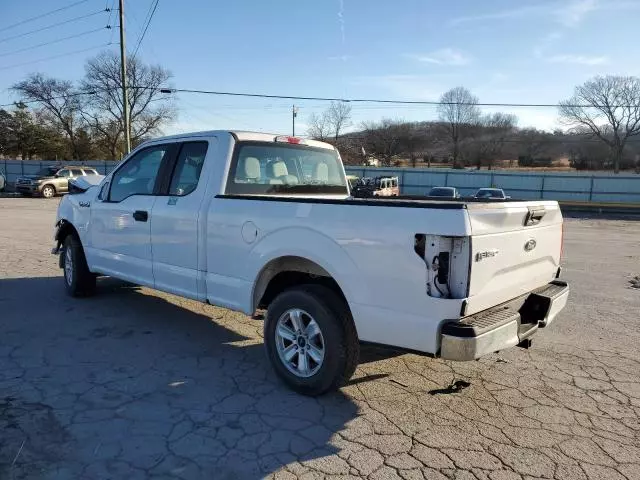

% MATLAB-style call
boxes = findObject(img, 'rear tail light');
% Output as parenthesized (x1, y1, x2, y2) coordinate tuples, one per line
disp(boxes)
(275, 135, 304, 144)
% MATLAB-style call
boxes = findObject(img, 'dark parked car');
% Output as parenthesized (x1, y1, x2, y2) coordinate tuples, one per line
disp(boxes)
(15, 166, 100, 198)
(426, 186, 460, 199)
(474, 188, 510, 199)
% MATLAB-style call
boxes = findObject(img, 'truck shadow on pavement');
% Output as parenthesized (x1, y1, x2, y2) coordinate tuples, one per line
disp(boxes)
(0, 276, 360, 479)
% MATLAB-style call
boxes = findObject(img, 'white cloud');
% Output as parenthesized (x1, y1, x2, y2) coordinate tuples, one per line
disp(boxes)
(328, 55, 351, 61)
(451, 0, 639, 28)
(405, 48, 470, 66)
(546, 54, 608, 65)
(555, 0, 598, 27)
(349, 74, 453, 100)
(449, 5, 545, 26)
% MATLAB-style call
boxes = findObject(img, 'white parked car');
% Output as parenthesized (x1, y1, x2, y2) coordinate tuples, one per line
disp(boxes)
(52, 131, 569, 395)
(475, 188, 510, 199)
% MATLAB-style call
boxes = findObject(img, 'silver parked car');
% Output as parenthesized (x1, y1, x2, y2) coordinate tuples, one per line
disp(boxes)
(0, 170, 5, 192)
(474, 188, 510, 199)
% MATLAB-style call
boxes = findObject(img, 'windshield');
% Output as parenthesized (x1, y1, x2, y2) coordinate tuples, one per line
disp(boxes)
(428, 187, 455, 197)
(226, 142, 348, 195)
(476, 189, 502, 198)
(35, 167, 58, 177)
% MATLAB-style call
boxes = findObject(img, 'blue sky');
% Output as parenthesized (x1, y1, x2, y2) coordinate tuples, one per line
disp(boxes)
(1, 0, 640, 134)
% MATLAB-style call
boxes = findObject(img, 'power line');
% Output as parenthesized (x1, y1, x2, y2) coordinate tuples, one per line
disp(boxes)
(157, 88, 640, 109)
(0, 26, 110, 58)
(0, 9, 109, 44)
(5, 84, 640, 110)
(0, 0, 93, 34)
(131, 0, 160, 60)
(0, 43, 113, 72)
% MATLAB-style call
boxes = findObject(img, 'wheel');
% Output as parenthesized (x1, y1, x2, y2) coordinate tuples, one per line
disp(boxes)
(264, 285, 359, 396)
(62, 234, 96, 297)
(42, 184, 55, 198)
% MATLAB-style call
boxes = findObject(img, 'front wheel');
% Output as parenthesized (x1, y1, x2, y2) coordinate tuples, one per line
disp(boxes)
(42, 185, 55, 198)
(62, 235, 96, 297)
(264, 285, 359, 396)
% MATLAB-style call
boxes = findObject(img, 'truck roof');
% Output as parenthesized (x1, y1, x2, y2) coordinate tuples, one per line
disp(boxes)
(141, 130, 336, 150)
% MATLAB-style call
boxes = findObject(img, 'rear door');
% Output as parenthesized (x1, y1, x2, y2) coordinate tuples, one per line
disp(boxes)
(465, 201, 563, 314)
(150, 140, 211, 300)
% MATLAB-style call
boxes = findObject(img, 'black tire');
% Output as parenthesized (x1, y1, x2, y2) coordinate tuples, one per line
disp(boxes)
(42, 184, 56, 199)
(62, 234, 96, 297)
(264, 284, 359, 396)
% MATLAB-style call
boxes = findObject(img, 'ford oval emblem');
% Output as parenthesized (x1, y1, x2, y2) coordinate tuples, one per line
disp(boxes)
(524, 239, 537, 252)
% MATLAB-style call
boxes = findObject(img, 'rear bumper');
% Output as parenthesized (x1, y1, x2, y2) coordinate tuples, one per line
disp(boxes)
(440, 281, 569, 361)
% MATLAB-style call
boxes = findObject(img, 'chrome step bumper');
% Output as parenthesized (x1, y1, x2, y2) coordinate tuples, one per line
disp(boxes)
(440, 281, 569, 361)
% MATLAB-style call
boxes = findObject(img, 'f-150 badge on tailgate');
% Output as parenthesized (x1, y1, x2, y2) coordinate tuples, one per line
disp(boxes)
(475, 249, 499, 261)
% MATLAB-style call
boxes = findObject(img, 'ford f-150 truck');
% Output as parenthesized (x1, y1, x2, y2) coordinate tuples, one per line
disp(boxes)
(52, 131, 569, 395)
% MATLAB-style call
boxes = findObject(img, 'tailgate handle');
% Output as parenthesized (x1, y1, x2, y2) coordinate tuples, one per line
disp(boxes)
(524, 207, 546, 226)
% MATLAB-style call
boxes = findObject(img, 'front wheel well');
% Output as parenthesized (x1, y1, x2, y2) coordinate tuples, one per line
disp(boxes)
(56, 220, 79, 244)
(254, 256, 350, 314)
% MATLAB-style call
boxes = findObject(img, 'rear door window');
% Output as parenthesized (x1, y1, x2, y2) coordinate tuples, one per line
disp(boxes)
(169, 142, 208, 196)
(227, 142, 347, 195)
(71, 169, 84, 177)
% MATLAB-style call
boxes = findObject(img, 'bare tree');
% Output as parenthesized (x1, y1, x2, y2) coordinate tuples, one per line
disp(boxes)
(361, 118, 407, 165)
(437, 87, 481, 168)
(327, 101, 352, 141)
(307, 111, 331, 141)
(81, 51, 175, 159)
(465, 113, 517, 170)
(12, 74, 84, 159)
(559, 75, 640, 173)
(518, 128, 548, 161)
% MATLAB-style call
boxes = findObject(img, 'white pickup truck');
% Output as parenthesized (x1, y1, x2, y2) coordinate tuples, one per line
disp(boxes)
(53, 131, 569, 395)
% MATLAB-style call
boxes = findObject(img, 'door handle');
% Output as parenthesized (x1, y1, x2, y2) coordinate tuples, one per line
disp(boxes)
(133, 210, 148, 222)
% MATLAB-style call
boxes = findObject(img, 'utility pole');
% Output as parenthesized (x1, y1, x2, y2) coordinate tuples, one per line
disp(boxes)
(292, 105, 298, 136)
(119, 0, 131, 154)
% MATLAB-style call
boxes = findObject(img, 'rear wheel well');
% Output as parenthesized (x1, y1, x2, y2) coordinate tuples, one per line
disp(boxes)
(254, 256, 349, 313)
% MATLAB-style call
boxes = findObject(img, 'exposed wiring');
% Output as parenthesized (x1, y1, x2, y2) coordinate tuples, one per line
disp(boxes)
(0, 27, 110, 58)
(131, 0, 160, 60)
(0, 0, 93, 33)
(0, 43, 113, 72)
(0, 9, 108, 44)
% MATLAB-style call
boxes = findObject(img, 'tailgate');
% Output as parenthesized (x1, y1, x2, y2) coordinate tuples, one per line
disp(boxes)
(465, 201, 562, 314)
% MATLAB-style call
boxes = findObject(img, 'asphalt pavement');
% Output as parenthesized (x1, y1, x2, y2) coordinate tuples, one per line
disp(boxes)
(1, 197, 639, 480)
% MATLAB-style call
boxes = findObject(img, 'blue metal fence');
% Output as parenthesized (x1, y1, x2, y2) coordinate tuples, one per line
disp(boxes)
(345, 166, 640, 203)
(2, 159, 640, 203)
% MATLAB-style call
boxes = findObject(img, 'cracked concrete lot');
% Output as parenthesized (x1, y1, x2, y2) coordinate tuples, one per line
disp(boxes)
(1, 198, 640, 480)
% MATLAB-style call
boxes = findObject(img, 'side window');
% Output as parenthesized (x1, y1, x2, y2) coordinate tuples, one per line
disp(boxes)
(169, 142, 208, 196)
(57, 169, 71, 178)
(71, 169, 84, 177)
(109, 145, 169, 202)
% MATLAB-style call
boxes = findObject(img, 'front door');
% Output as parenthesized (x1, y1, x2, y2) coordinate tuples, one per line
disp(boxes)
(88, 143, 176, 286)
(151, 141, 211, 300)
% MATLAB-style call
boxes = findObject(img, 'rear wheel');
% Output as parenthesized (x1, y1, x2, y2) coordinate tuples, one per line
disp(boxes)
(42, 184, 55, 198)
(264, 285, 359, 396)
(62, 234, 96, 297)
